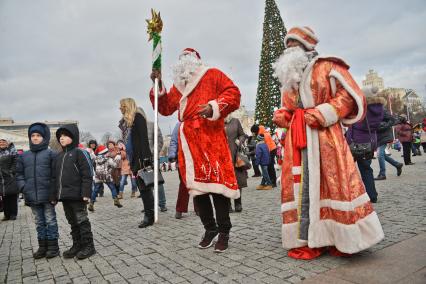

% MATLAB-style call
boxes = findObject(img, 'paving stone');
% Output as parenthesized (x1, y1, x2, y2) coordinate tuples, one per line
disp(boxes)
(1, 155, 425, 283)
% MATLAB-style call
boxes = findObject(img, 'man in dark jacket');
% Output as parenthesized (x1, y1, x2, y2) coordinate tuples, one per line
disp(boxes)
(16, 123, 59, 258)
(375, 110, 403, 180)
(0, 138, 18, 221)
(55, 124, 95, 260)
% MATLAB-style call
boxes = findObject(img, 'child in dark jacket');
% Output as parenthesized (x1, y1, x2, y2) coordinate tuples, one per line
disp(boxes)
(16, 123, 59, 259)
(55, 124, 96, 260)
(255, 134, 272, 190)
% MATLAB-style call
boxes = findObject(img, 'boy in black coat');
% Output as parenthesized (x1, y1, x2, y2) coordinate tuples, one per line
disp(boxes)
(55, 124, 96, 259)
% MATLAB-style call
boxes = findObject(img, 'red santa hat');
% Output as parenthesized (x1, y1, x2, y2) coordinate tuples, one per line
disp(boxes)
(180, 48, 201, 59)
(284, 26, 319, 51)
(95, 144, 108, 155)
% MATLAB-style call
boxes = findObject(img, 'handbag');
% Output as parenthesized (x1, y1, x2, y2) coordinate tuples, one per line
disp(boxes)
(349, 116, 374, 161)
(235, 146, 252, 170)
(137, 159, 165, 187)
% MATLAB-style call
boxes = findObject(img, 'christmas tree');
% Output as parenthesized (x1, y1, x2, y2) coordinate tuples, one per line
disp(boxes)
(255, 0, 287, 130)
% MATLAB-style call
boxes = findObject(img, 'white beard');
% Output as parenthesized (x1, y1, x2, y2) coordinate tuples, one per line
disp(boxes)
(272, 46, 310, 92)
(172, 55, 203, 87)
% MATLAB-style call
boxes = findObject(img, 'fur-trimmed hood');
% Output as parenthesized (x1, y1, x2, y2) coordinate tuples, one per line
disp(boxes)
(366, 96, 386, 106)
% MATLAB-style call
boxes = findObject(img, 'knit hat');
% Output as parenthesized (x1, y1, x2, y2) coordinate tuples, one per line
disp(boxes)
(257, 134, 265, 141)
(29, 124, 46, 138)
(181, 48, 201, 59)
(95, 144, 108, 155)
(284, 26, 319, 51)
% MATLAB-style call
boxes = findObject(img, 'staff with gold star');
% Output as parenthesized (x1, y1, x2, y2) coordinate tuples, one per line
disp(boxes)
(146, 9, 163, 223)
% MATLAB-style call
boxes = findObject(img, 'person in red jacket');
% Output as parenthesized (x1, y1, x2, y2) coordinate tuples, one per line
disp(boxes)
(395, 115, 414, 165)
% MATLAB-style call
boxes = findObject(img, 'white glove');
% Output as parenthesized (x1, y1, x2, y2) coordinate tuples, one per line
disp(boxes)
(235, 139, 240, 146)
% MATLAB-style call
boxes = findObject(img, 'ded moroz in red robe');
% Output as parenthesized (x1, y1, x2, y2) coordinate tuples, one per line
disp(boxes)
(150, 66, 241, 199)
(275, 56, 384, 254)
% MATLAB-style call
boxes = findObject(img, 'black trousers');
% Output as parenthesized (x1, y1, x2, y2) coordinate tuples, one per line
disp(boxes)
(194, 193, 232, 234)
(402, 142, 412, 165)
(62, 201, 93, 244)
(3, 194, 18, 218)
(268, 149, 277, 186)
(136, 178, 154, 222)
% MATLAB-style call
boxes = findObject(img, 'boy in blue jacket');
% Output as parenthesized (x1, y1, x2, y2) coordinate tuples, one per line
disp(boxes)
(255, 134, 272, 190)
(16, 123, 59, 259)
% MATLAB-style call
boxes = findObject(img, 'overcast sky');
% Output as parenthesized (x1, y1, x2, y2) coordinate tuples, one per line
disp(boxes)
(1, 0, 425, 139)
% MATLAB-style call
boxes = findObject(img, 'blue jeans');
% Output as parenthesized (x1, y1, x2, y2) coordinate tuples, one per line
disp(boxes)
(31, 203, 59, 240)
(158, 184, 166, 208)
(260, 165, 272, 185)
(119, 175, 137, 193)
(91, 182, 118, 202)
(357, 159, 378, 201)
(378, 144, 401, 177)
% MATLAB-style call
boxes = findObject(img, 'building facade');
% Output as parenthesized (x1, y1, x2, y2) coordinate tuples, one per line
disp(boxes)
(362, 69, 384, 91)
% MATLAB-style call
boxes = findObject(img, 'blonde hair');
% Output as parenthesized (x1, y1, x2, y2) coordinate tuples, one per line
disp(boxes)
(120, 98, 137, 127)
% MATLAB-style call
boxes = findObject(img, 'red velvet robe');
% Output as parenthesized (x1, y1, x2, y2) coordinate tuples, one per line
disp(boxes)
(150, 66, 241, 199)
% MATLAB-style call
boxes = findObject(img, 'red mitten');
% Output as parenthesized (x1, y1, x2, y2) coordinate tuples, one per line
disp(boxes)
(273, 108, 292, 128)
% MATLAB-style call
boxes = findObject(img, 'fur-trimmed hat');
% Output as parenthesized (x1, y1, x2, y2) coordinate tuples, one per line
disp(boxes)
(181, 48, 201, 59)
(95, 144, 108, 155)
(284, 26, 319, 51)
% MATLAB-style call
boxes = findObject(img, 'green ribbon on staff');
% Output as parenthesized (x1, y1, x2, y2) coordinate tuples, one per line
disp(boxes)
(146, 9, 163, 71)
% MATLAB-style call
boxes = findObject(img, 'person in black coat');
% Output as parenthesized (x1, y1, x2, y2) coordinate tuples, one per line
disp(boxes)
(375, 110, 403, 180)
(119, 98, 155, 228)
(16, 123, 59, 258)
(55, 124, 96, 260)
(0, 138, 18, 221)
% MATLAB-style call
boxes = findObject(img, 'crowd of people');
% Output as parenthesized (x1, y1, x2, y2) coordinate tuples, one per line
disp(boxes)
(1, 26, 426, 261)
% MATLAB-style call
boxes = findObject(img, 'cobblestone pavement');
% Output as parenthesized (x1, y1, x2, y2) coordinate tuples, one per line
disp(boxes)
(1, 150, 425, 283)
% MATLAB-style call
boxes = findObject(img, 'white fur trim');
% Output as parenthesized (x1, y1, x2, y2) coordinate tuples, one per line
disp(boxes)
(281, 192, 370, 214)
(177, 66, 210, 121)
(292, 166, 302, 175)
(319, 193, 370, 211)
(282, 223, 308, 249)
(281, 183, 300, 212)
(298, 27, 319, 41)
(284, 34, 316, 50)
(207, 100, 220, 121)
(158, 84, 167, 97)
(329, 69, 364, 125)
(308, 212, 384, 254)
(330, 76, 336, 97)
(179, 122, 240, 200)
(316, 103, 339, 127)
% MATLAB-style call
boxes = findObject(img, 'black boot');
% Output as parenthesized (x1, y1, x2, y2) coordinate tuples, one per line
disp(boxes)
(63, 231, 81, 259)
(45, 239, 60, 258)
(138, 188, 154, 228)
(33, 239, 47, 259)
(76, 238, 96, 260)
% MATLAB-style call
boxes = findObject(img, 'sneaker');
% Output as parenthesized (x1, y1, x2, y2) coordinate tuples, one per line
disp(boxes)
(198, 230, 218, 249)
(256, 185, 265, 190)
(396, 164, 403, 176)
(160, 207, 168, 212)
(374, 175, 386, 181)
(263, 185, 273, 190)
(214, 233, 229, 253)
